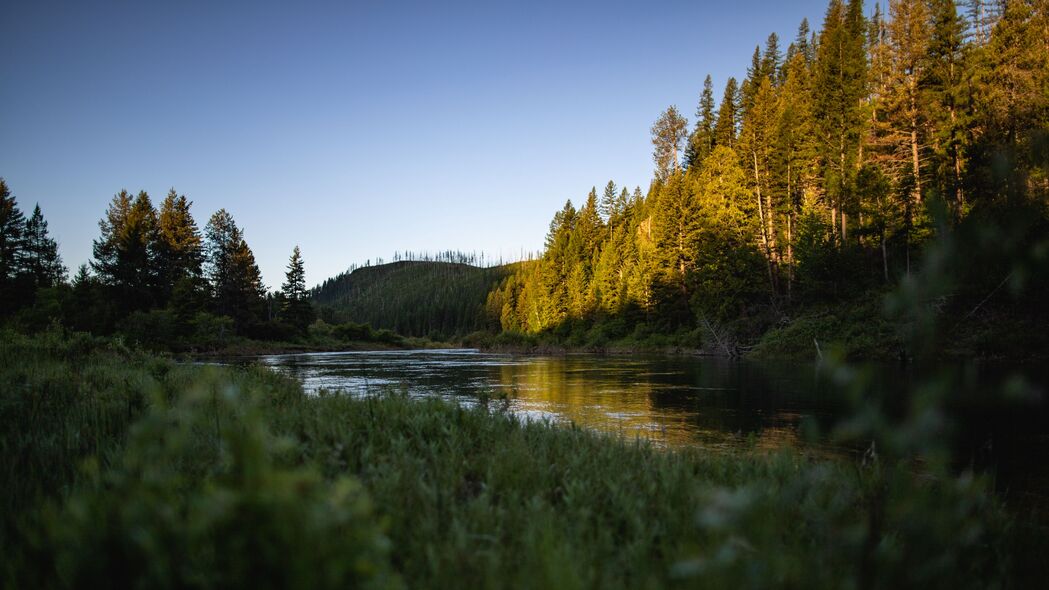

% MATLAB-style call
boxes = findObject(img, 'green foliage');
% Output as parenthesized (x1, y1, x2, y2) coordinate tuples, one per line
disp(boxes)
(21, 204, 66, 289)
(92, 190, 158, 311)
(279, 245, 314, 333)
(205, 209, 266, 331)
(479, 0, 1048, 356)
(154, 189, 204, 305)
(0, 178, 27, 289)
(43, 375, 394, 589)
(751, 293, 902, 360)
(313, 261, 512, 338)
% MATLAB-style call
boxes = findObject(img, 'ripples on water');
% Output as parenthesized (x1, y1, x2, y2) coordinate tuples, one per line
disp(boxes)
(256, 349, 870, 451)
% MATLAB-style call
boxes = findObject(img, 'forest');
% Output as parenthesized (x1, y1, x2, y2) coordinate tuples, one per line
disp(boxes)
(0, 183, 336, 350)
(312, 258, 514, 341)
(479, 0, 1048, 357)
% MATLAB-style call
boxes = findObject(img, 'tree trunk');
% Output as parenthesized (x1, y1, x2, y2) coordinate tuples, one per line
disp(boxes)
(881, 230, 888, 283)
(910, 74, 923, 208)
(753, 151, 776, 296)
(787, 210, 794, 303)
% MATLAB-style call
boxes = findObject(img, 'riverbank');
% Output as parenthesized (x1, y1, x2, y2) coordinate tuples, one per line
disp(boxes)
(184, 335, 454, 359)
(466, 292, 1049, 363)
(4, 329, 1046, 587)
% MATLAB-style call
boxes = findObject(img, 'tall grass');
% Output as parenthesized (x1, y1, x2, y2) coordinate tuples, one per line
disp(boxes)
(0, 329, 1032, 588)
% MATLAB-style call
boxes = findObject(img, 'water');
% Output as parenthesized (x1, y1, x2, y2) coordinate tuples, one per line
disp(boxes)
(255, 349, 1049, 510)
(249, 346, 1044, 512)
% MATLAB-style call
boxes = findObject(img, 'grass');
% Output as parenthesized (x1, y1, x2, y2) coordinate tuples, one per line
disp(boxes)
(1, 329, 1039, 588)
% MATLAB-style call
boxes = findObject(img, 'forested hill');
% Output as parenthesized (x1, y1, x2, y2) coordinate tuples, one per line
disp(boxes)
(311, 261, 515, 339)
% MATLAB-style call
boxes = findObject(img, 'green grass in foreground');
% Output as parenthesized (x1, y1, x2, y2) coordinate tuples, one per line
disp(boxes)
(0, 330, 1036, 588)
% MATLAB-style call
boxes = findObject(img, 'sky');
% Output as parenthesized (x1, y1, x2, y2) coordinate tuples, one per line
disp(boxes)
(1, 0, 832, 288)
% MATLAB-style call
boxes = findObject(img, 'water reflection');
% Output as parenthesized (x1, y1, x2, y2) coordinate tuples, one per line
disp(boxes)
(258, 349, 847, 450)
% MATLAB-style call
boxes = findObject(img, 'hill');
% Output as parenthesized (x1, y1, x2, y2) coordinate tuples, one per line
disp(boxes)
(311, 261, 514, 339)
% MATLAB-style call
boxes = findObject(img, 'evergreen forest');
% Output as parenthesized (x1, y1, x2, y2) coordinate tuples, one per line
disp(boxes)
(0, 184, 327, 351)
(6, 1, 1049, 358)
(479, 0, 1049, 356)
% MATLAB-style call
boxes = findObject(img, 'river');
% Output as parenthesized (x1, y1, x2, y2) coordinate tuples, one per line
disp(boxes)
(258, 348, 1049, 511)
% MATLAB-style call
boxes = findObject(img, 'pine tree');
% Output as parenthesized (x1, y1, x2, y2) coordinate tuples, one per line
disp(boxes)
(691, 146, 764, 321)
(968, 0, 1049, 202)
(22, 204, 66, 288)
(205, 209, 265, 330)
(924, 0, 970, 217)
(650, 106, 689, 181)
(739, 75, 782, 294)
(761, 33, 782, 84)
(787, 19, 814, 66)
(0, 178, 25, 285)
(888, 0, 932, 208)
(280, 245, 314, 332)
(777, 48, 819, 296)
(155, 189, 204, 305)
(742, 46, 763, 113)
(91, 190, 158, 311)
(653, 172, 699, 295)
(714, 77, 740, 149)
(599, 181, 617, 221)
(685, 75, 717, 169)
(964, 0, 1005, 45)
(813, 0, 869, 243)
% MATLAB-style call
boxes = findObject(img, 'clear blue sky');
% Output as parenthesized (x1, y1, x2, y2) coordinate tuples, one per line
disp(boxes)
(1, 0, 831, 288)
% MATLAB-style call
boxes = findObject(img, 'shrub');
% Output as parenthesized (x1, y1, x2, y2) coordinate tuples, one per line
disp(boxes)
(188, 312, 236, 350)
(41, 378, 397, 589)
(118, 309, 178, 351)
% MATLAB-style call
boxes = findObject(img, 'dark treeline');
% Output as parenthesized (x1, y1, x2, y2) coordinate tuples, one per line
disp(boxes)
(0, 179, 66, 311)
(487, 0, 1049, 354)
(0, 184, 315, 348)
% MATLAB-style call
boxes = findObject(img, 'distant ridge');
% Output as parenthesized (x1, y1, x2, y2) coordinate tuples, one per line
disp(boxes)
(311, 260, 515, 339)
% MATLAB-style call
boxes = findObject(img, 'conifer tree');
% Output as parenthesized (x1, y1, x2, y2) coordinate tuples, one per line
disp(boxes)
(761, 33, 782, 83)
(0, 178, 25, 285)
(790, 18, 814, 64)
(653, 173, 699, 294)
(714, 77, 740, 149)
(91, 190, 158, 310)
(280, 245, 314, 332)
(968, 0, 1049, 202)
(739, 75, 782, 294)
(599, 181, 617, 221)
(777, 48, 819, 294)
(691, 146, 764, 321)
(650, 106, 689, 181)
(742, 46, 764, 113)
(685, 75, 717, 169)
(22, 204, 66, 288)
(205, 209, 265, 330)
(813, 0, 869, 242)
(155, 189, 204, 305)
(924, 0, 970, 216)
(964, 0, 1005, 45)
(888, 0, 932, 208)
